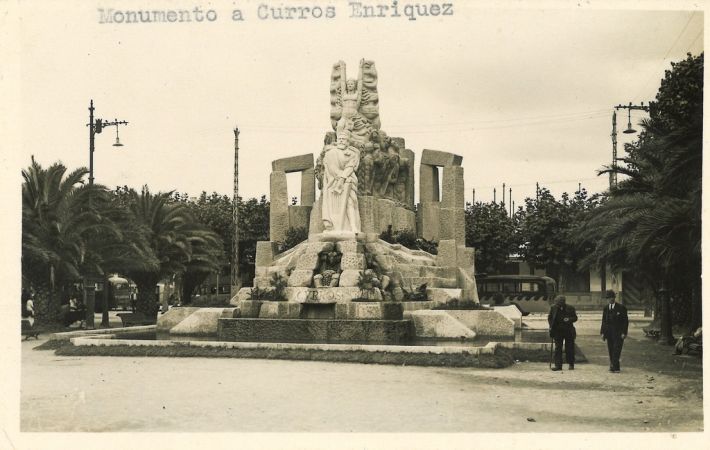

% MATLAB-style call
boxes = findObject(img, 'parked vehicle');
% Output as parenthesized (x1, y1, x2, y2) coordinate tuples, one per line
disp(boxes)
(108, 275, 135, 310)
(476, 275, 557, 313)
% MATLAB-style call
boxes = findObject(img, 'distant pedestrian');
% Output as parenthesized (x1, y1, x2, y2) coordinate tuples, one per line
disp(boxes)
(548, 295, 577, 371)
(22, 290, 36, 327)
(600, 290, 628, 373)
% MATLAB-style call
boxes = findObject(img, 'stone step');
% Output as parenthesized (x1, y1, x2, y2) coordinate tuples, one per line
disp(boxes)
(419, 266, 458, 278)
(401, 276, 459, 289)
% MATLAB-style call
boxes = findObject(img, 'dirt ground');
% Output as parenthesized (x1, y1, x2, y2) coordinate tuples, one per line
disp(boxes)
(19, 312, 703, 433)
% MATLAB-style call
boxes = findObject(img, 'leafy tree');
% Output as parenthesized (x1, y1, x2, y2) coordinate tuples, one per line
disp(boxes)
(580, 53, 702, 332)
(465, 201, 518, 274)
(22, 161, 153, 325)
(517, 188, 601, 288)
(166, 191, 271, 294)
(120, 187, 223, 319)
(22, 158, 94, 323)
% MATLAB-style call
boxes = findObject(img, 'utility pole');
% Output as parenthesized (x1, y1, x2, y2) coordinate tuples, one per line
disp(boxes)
(509, 187, 512, 217)
(536, 182, 539, 201)
(610, 102, 649, 188)
(502, 183, 506, 207)
(493, 187, 496, 203)
(231, 127, 241, 296)
(472, 188, 475, 204)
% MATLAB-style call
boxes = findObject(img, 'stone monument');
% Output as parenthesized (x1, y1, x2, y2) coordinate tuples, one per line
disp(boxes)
(223, 59, 478, 344)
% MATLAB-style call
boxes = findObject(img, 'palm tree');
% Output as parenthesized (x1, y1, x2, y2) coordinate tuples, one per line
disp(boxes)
(579, 54, 702, 335)
(22, 157, 158, 325)
(22, 157, 106, 323)
(123, 187, 223, 319)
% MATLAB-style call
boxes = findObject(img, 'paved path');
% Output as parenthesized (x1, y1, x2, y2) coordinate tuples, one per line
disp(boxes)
(20, 314, 702, 432)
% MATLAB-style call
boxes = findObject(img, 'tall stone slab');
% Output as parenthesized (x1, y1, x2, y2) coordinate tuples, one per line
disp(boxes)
(271, 154, 314, 173)
(421, 149, 463, 167)
(441, 166, 465, 209)
(419, 165, 439, 203)
(402, 148, 415, 209)
(418, 202, 440, 241)
(301, 167, 316, 207)
(270, 171, 289, 243)
(439, 208, 465, 245)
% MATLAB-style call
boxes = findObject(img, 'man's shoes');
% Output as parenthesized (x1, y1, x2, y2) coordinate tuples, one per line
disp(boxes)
(611, 368, 621, 373)
(568, 364, 574, 370)
(551, 366, 562, 371)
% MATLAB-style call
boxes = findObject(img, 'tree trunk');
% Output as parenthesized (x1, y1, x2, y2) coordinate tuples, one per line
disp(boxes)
(658, 283, 674, 345)
(690, 265, 702, 330)
(134, 275, 160, 323)
(101, 275, 110, 327)
(33, 284, 62, 325)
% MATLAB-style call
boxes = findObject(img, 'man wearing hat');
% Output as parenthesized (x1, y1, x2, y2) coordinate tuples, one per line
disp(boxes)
(600, 290, 629, 373)
(548, 295, 578, 371)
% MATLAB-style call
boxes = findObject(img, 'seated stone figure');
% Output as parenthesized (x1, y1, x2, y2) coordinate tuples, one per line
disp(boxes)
(313, 251, 342, 288)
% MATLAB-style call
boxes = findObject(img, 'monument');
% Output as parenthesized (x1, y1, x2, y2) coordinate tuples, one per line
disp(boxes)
(222, 59, 479, 344)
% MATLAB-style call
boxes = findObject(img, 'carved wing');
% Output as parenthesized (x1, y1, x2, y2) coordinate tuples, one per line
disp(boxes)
(330, 61, 346, 130)
(358, 60, 380, 130)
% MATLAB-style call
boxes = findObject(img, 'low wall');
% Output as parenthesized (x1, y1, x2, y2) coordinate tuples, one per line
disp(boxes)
(218, 318, 414, 344)
(59, 337, 516, 368)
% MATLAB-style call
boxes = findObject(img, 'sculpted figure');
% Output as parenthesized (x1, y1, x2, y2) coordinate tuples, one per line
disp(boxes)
(357, 142, 375, 196)
(380, 139, 401, 198)
(395, 154, 410, 204)
(313, 251, 342, 288)
(330, 60, 379, 145)
(321, 131, 361, 233)
(315, 133, 335, 191)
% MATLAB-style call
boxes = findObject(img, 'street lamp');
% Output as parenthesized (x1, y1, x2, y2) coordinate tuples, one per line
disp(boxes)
(610, 102, 649, 187)
(85, 99, 129, 329)
(87, 99, 128, 185)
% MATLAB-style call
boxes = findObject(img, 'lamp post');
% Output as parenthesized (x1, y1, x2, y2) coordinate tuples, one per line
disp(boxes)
(86, 99, 129, 328)
(609, 102, 649, 188)
(88, 99, 129, 186)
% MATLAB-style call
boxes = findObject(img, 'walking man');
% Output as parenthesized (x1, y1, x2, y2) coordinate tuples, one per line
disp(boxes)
(548, 295, 577, 371)
(601, 290, 628, 373)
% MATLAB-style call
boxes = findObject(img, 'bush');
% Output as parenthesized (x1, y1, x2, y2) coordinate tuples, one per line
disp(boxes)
(432, 299, 489, 310)
(281, 226, 308, 252)
(246, 273, 288, 301)
(379, 226, 438, 255)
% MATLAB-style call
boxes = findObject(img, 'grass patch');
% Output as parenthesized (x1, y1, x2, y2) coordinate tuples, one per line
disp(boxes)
(55, 342, 514, 368)
(33, 339, 73, 351)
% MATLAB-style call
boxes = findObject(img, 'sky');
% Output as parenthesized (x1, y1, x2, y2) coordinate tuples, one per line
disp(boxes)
(11, 1, 705, 211)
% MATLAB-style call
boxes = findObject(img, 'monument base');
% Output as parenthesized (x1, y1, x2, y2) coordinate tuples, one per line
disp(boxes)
(218, 318, 414, 344)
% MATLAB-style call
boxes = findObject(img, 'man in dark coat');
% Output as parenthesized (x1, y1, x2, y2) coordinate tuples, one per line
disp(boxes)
(548, 295, 578, 371)
(600, 290, 628, 373)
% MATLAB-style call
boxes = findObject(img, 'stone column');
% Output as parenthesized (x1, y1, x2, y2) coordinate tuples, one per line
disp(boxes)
(301, 167, 316, 207)
(419, 165, 439, 203)
(270, 171, 289, 243)
(441, 166, 465, 208)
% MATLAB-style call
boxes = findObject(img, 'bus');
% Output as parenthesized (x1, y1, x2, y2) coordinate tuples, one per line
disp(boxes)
(476, 275, 557, 313)
(108, 275, 135, 310)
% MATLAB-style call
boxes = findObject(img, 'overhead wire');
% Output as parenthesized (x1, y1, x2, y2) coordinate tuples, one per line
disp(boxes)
(632, 11, 697, 103)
